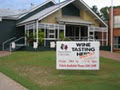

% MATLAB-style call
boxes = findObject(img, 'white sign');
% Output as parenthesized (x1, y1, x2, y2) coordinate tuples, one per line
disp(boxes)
(11, 42, 15, 49)
(56, 41, 100, 70)
(50, 42, 56, 48)
(0, 18, 2, 22)
(33, 42, 38, 49)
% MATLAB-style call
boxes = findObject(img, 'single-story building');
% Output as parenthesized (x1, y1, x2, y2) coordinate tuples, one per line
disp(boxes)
(0, 0, 108, 51)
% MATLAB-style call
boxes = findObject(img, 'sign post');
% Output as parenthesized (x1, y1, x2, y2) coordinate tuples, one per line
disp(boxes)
(56, 41, 100, 70)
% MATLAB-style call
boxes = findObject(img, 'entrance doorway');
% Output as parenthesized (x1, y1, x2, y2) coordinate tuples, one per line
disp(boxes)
(66, 25, 88, 40)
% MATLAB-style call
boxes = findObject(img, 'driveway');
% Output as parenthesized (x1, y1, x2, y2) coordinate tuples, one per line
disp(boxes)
(0, 73, 27, 90)
(0, 51, 11, 57)
(100, 51, 120, 61)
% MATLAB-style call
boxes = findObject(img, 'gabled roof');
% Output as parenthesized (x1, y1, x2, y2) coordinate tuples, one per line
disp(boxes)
(18, 0, 56, 19)
(17, 0, 107, 27)
(0, 8, 27, 19)
(17, 0, 75, 25)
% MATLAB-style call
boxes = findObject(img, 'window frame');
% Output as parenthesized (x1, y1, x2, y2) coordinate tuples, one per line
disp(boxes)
(114, 36, 120, 49)
(114, 15, 120, 28)
(48, 29, 56, 39)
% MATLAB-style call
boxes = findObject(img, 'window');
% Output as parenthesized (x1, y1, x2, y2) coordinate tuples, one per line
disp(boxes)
(114, 16, 120, 28)
(48, 29, 55, 38)
(62, 3, 80, 16)
(114, 36, 120, 49)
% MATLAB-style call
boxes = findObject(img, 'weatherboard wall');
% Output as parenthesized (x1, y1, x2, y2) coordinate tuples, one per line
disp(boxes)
(41, 11, 61, 24)
(0, 19, 16, 50)
(80, 10, 99, 27)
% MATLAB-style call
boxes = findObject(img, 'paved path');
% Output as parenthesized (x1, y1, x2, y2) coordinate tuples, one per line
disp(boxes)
(0, 52, 27, 90)
(0, 73, 27, 90)
(100, 51, 120, 61)
(0, 51, 11, 57)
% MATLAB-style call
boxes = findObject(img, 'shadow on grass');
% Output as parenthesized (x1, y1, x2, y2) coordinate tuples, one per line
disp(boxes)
(56, 70, 98, 76)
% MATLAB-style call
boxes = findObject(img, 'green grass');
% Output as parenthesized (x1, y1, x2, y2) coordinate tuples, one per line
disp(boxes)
(0, 51, 120, 90)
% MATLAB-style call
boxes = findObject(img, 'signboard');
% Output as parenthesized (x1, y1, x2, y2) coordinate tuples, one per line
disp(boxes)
(11, 42, 15, 49)
(56, 41, 100, 70)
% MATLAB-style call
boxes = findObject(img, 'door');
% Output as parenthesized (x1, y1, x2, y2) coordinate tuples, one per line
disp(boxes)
(74, 26, 81, 40)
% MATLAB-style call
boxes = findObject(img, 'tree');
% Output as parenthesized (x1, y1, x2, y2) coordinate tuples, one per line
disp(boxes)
(100, 6, 109, 20)
(100, 6, 120, 20)
(91, 5, 102, 19)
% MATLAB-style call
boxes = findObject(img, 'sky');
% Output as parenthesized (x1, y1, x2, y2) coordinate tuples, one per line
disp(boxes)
(0, 0, 120, 10)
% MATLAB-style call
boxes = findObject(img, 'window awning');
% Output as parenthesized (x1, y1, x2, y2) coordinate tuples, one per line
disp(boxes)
(57, 16, 93, 26)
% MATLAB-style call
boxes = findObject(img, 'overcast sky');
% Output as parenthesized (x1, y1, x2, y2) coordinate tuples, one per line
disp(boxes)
(0, 0, 120, 10)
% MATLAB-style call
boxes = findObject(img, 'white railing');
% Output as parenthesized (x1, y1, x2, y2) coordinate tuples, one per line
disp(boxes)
(10, 37, 26, 51)
(25, 23, 65, 30)
(39, 23, 65, 30)
(65, 36, 98, 41)
(89, 26, 108, 32)
(2, 37, 16, 51)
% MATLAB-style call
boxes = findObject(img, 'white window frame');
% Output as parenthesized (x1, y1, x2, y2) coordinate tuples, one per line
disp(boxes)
(114, 16, 120, 28)
(48, 29, 55, 39)
(114, 36, 120, 49)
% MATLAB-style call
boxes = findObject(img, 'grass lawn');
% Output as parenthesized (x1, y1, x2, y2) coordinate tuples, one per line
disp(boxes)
(0, 51, 120, 90)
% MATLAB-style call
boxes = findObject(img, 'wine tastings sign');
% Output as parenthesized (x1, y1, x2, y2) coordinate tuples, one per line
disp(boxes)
(56, 41, 100, 70)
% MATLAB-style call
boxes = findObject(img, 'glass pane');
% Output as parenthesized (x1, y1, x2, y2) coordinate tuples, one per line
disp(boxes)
(90, 32, 93, 35)
(118, 37, 120, 44)
(114, 37, 118, 44)
(114, 16, 120, 28)
(118, 45, 120, 48)
(49, 30, 54, 33)
(49, 35, 55, 38)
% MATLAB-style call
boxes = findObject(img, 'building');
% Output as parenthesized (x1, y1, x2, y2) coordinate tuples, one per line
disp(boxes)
(0, 0, 108, 51)
(109, 8, 120, 51)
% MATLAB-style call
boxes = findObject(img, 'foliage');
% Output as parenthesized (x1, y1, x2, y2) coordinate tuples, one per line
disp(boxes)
(62, 37, 71, 41)
(91, 5, 102, 19)
(25, 29, 44, 45)
(59, 31, 64, 40)
(38, 29, 44, 45)
(26, 31, 34, 45)
(100, 6, 109, 20)
(59, 31, 71, 41)
(100, 5, 120, 20)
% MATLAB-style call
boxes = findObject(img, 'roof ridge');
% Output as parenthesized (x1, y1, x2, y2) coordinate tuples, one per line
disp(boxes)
(18, 0, 56, 19)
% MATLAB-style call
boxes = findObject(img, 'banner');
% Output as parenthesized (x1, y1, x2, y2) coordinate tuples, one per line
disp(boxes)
(56, 41, 100, 70)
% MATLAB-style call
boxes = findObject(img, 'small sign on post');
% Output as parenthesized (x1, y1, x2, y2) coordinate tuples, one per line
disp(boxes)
(56, 41, 100, 70)
(33, 42, 38, 50)
(50, 42, 56, 48)
(11, 42, 16, 49)
(0, 18, 2, 22)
